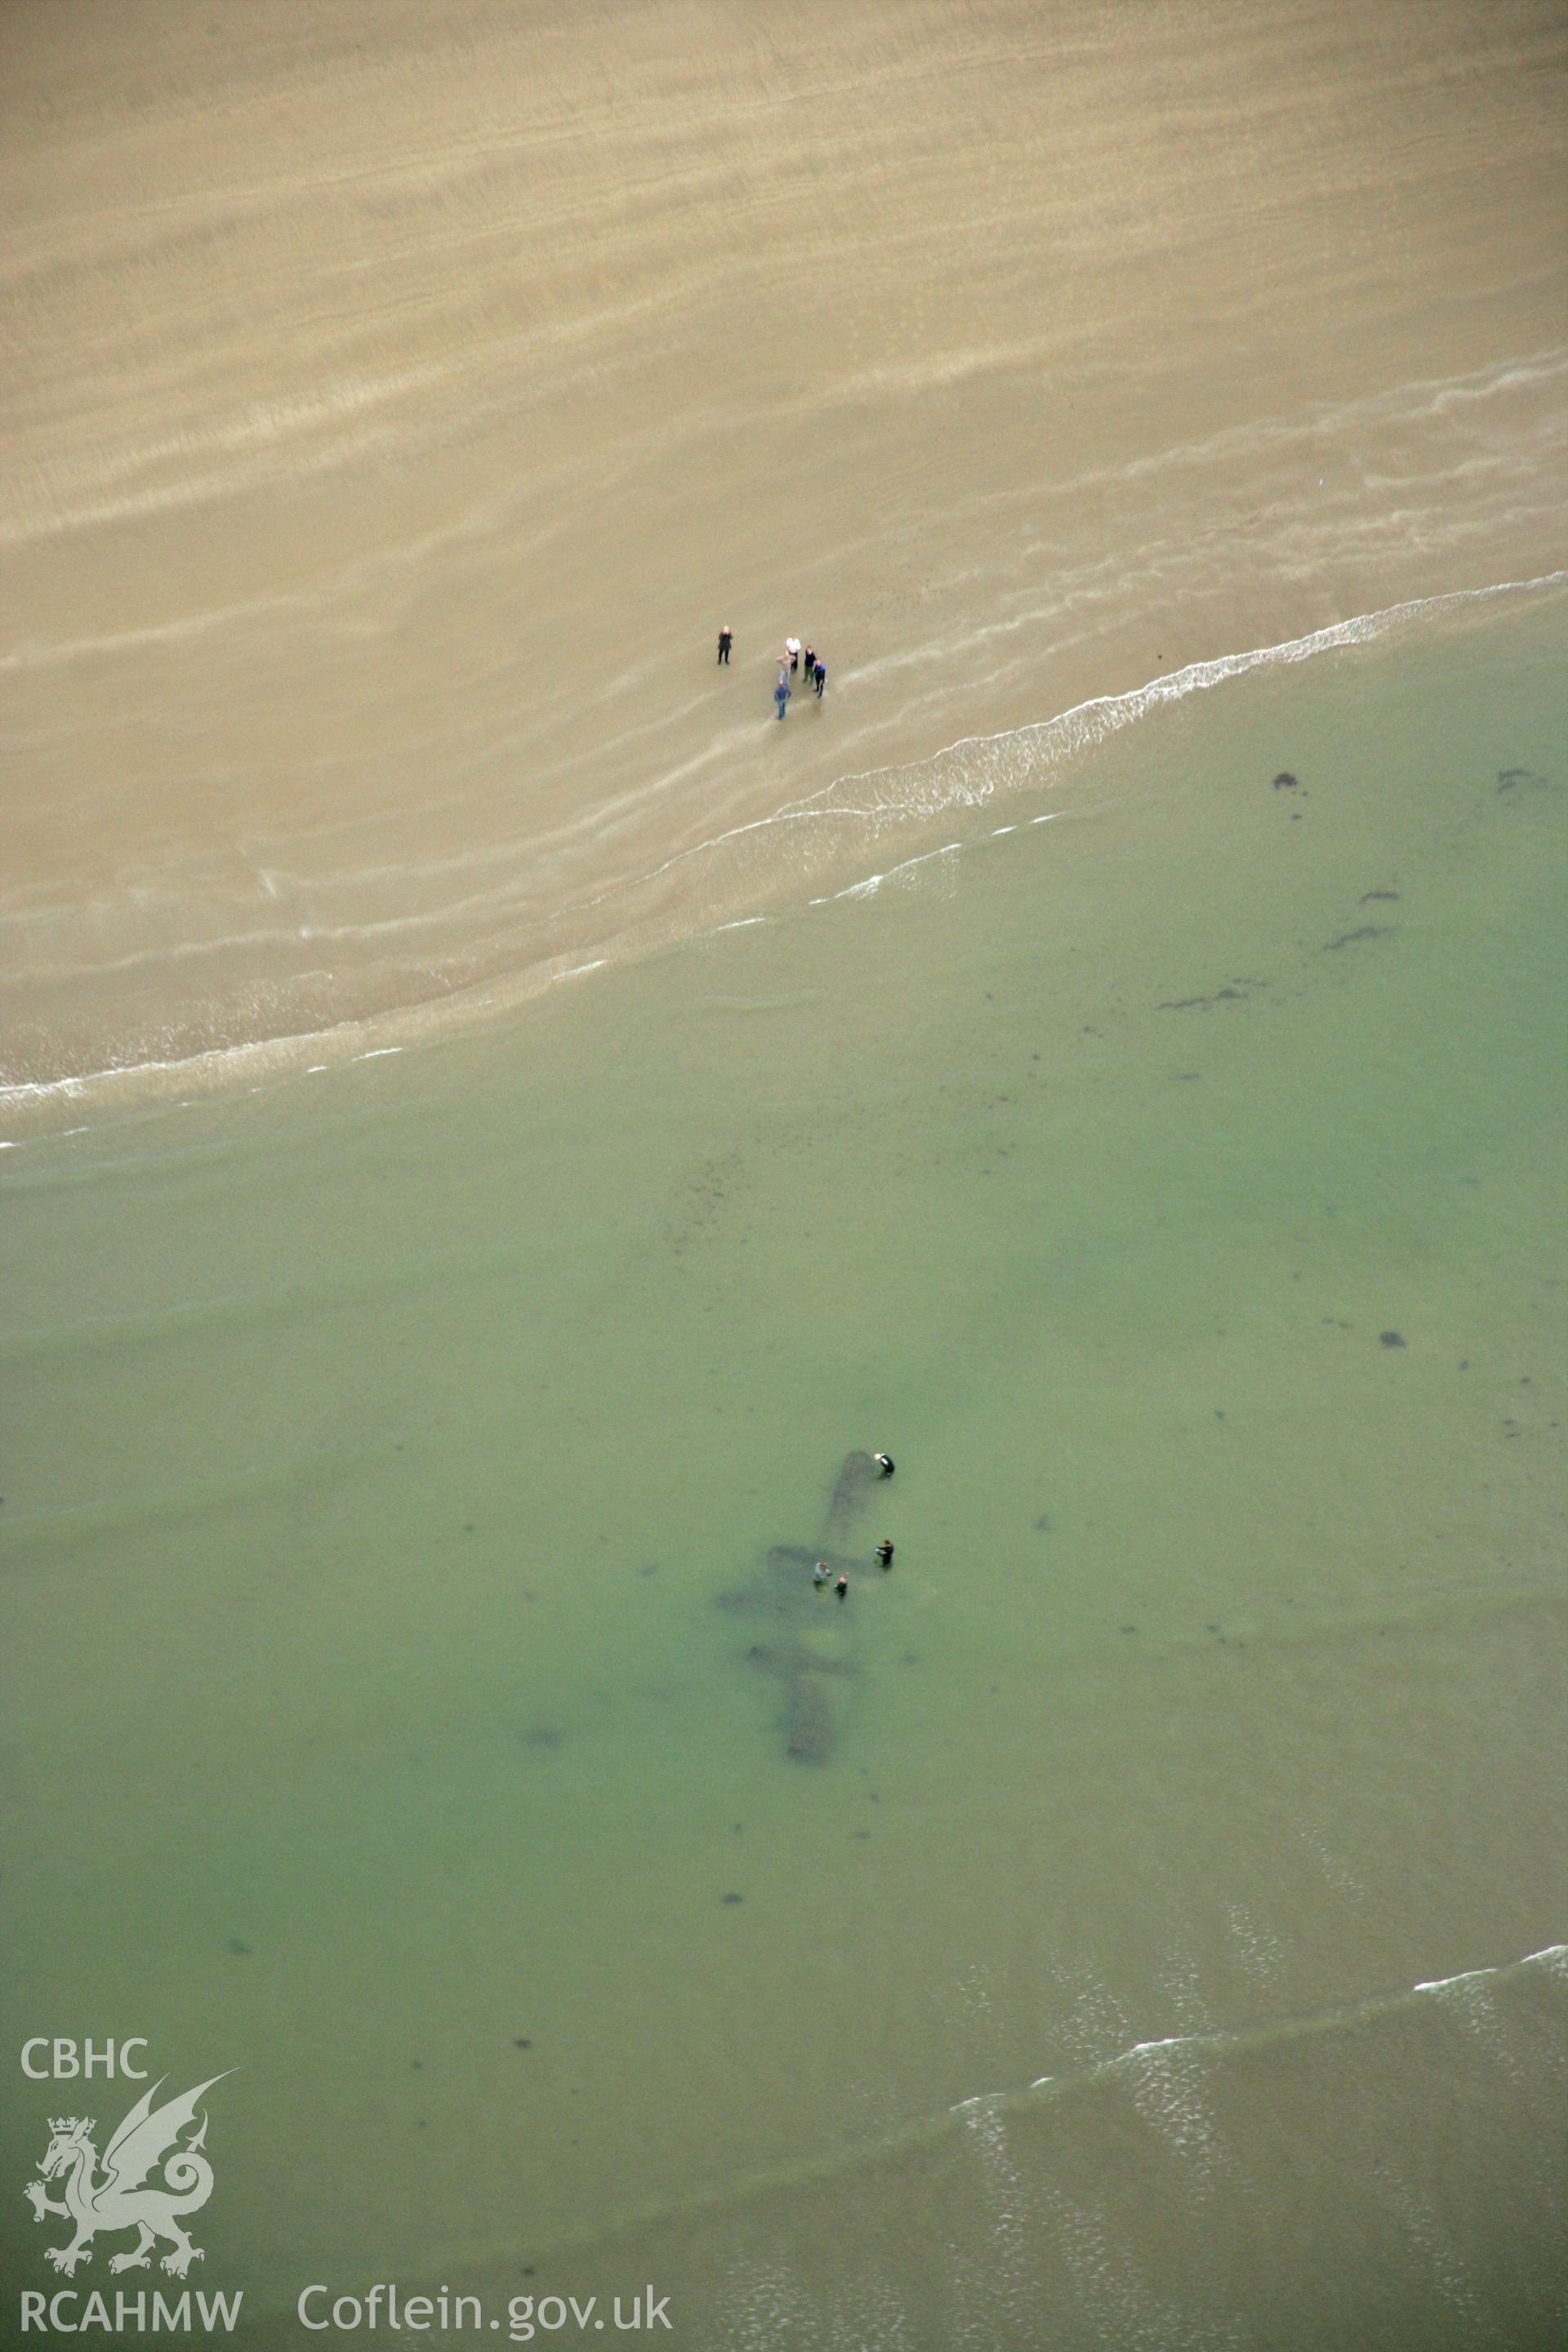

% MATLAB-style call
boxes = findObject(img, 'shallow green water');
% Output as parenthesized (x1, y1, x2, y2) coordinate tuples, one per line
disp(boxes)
(4, 587, 1566, 2345)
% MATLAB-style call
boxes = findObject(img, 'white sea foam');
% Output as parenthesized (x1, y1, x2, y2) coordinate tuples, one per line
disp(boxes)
(1000, 1938, 1568, 2109)
(1413, 1943, 1568, 1994)
(807, 836, 970, 907)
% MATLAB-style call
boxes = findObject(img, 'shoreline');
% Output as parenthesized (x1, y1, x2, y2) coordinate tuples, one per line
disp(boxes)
(3, 564, 1561, 1143)
(4, 0, 1564, 1131)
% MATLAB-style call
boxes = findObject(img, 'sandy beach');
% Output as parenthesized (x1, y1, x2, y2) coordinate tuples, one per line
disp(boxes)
(3, 0, 1564, 1114)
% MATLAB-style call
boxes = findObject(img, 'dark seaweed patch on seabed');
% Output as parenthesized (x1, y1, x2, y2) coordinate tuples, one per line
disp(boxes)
(1158, 982, 1258, 1011)
(1322, 925, 1392, 951)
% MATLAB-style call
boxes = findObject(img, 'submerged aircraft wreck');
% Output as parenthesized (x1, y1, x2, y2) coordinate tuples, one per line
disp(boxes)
(716, 1450, 889, 1763)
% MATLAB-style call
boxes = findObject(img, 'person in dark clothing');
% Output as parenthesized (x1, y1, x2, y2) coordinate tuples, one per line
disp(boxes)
(875, 1539, 894, 1568)
(835, 1573, 849, 1601)
(775, 679, 791, 720)
(717, 627, 733, 665)
(813, 660, 826, 697)
(803, 644, 816, 679)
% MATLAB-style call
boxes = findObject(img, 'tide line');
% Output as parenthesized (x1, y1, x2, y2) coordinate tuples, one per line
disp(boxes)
(595, 569, 1568, 906)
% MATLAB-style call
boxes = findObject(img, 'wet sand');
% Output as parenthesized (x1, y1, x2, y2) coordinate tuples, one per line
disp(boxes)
(3, 0, 1565, 1114)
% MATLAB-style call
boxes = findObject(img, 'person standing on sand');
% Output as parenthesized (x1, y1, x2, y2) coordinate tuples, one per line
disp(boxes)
(802, 643, 816, 681)
(786, 636, 800, 675)
(775, 678, 791, 719)
(813, 659, 826, 697)
(717, 626, 732, 665)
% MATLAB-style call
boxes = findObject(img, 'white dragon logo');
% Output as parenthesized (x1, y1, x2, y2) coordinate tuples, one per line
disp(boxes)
(24, 2074, 230, 2279)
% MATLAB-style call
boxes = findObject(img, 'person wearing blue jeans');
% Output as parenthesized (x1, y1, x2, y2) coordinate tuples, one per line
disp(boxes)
(775, 679, 791, 719)
(813, 661, 826, 697)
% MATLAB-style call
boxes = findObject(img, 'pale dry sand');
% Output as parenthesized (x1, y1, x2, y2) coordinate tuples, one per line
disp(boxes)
(2, 0, 1563, 1115)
